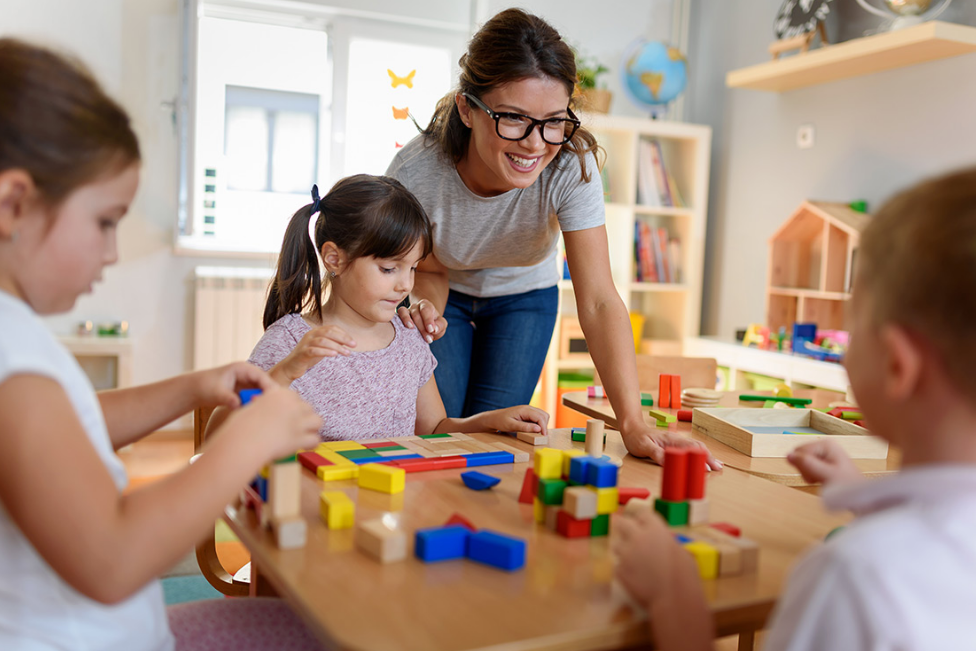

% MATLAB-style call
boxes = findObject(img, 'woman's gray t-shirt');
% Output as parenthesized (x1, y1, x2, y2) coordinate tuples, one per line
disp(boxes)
(386, 136, 606, 298)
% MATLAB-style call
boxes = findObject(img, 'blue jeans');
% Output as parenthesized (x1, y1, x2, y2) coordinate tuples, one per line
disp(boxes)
(431, 286, 558, 418)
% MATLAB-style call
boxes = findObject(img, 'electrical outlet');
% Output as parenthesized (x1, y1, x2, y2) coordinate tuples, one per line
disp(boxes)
(797, 124, 815, 149)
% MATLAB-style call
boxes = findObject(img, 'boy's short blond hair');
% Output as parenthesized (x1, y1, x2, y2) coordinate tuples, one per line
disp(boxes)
(858, 167, 976, 400)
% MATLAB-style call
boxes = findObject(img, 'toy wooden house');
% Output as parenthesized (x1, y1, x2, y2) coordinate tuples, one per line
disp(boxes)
(766, 201, 870, 332)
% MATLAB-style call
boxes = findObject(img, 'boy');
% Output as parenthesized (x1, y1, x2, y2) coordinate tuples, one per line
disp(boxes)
(613, 167, 976, 650)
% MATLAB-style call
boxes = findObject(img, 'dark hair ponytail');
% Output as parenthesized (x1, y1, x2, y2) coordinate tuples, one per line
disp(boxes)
(263, 174, 433, 329)
(423, 8, 601, 182)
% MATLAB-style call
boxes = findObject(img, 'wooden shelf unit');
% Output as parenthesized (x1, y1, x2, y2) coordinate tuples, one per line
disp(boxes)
(539, 114, 711, 421)
(766, 201, 870, 333)
(727, 21, 976, 92)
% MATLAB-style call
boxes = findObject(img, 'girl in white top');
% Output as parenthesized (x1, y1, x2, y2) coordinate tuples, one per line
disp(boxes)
(0, 39, 323, 650)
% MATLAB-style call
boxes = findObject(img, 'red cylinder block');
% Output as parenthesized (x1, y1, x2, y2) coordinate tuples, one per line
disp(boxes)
(661, 447, 688, 501)
(685, 448, 708, 499)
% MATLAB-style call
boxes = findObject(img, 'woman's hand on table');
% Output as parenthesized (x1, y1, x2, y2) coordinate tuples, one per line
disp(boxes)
(621, 422, 723, 470)
(398, 298, 447, 344)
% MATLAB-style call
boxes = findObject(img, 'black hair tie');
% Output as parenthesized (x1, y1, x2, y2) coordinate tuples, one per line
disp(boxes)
(310, 184, 322, 215)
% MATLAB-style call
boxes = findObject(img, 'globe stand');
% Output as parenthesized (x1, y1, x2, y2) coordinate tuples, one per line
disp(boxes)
(855, 0, 952, 34)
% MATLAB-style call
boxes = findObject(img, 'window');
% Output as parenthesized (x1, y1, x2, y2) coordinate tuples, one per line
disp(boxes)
(177, 0, 468, 255)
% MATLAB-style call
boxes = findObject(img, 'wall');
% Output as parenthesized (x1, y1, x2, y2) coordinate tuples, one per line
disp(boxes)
(685, 0, 976, 338)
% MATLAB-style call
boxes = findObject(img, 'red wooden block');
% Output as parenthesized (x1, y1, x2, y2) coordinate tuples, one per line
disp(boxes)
(710, 522, 741, 537)
(297, 451, 331, 473)
(556, 510, 591, 538)
(658, 374, 671, 409)
(445, 513, 477, 532)
(827, 407, 845, 418)
(671, 375, 682, 409)
(361, 441, 395, 449)
(853, 420, 866, 428)
(518, 468, 538, 504)
(676, 409, 693, 422)
(617, 487, 651, 504)
(686, 448, 708, 499)
(661, 447, 688, 501)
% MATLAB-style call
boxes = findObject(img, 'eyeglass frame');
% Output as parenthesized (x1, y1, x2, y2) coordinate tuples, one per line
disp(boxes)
(461, 92, 581, 145)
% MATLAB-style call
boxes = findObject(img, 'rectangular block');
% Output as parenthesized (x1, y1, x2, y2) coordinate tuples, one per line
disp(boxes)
(563, 486, 598, 520)
(361, 441, 397, 449)
(415, 525, 470, 562)
(688, 498, 710, 526)
(654, 498, 689, 526)
(518, 468, 538, 504)
(319, 491, 355, 529)
(365, 453, 423, 463)
(297, 451, 331, 473)
(683, 540, 719, 579)
(585, 458, 618, 488)
(648, 408, 677, 424)
(589, 486, 619, 515)
(533, 448, 563, 479)
(267, 460, 301, 521)
(338, 449, 382, 460)
(658, 374, 671, 409)
(463, 451, 516, 467)
(356, 518, 407, 563)
(561, 449, 586, 477)
(271, 515, 307, 550)
(568, 456, 593, 485)
(318, 441, 367, 451)
(537, 478, 568, 505)
(317, 464, 359, 482)
(556, 510, 591, 538)
(418, 433, 452, 439)
(358, 463, 406, 494)
(491, 442, 530, 463)
(516, 431, 549, 446)
(617, 487, 651, 504)
(466, 530, 526, 571)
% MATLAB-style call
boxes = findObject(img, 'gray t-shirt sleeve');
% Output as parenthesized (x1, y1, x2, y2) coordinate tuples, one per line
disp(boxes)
(247, 320, 300, 373)
(552, 150, 605, 232)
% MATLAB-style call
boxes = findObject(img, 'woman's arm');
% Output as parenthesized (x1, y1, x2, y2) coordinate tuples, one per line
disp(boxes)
(399, 253, 449, 342)
(563, 227, 720, 468)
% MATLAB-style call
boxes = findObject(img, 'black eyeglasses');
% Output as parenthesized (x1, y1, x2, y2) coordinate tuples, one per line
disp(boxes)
(462, 92, 580, 145)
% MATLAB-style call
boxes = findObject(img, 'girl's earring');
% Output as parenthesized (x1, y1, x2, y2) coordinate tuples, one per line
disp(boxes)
(329, 270, 336, 279)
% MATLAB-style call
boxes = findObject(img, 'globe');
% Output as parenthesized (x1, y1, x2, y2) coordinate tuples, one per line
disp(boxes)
(885, 0, 932, 14)
(621, 39, 688, 115)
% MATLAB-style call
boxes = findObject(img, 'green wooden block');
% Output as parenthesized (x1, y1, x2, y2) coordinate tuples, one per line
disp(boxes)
(337, 449, 380, 460)
(370, 445, 407, 452)
(841, 411, 863, 420)
(572, 431, 605, 443)
(656, 419, 670, 428)
(274, 454, 297, 464)
(763, 400, 777, 409)
(418, 433, 451, 439)
(538, 478, 568, 505)
(590, 513, 610, 536)
(738, 394, 812, 406)
(640, 393, 654, 407)
(647, 409, 676, 423)
(654, 498, 689, 526)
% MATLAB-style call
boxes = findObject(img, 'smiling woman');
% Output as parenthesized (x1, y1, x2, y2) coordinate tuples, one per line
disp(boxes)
(385, 8, 719, 468)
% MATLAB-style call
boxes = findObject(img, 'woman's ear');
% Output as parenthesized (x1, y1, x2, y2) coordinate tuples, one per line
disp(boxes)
(0, 169, 35, 239)
(455, 93, 472, 129)
(320, 242, 347, 276)
(881, 323, 923, 402)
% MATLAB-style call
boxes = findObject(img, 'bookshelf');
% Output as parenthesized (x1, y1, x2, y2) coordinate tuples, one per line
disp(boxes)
(726, 21, 976, 92)
(539, 114, 712, 422)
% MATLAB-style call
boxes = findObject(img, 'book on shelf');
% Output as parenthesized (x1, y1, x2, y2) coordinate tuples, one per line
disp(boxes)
(633, 221, 682, 284)
(636, 138, 686, 209)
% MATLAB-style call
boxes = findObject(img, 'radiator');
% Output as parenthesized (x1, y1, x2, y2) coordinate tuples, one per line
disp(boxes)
(193, 267, 274, 370)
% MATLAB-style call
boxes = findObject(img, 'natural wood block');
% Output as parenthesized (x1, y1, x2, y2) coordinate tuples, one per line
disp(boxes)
(693, 526, 759, 574)
(564, 486, 598, 520)
(267, 460, 301, 521)
(491, 442, 530, 463)
(271, 515, 307, 550)
(516, 431, 549, 446)
(356, 518, 407, 563)
(692, 408, 887, 459)
(687, 498, 710, 526)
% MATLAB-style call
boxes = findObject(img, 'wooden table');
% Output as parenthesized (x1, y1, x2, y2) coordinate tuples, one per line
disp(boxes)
(224, 429, 849, 651)
(562, 390, 900, 487)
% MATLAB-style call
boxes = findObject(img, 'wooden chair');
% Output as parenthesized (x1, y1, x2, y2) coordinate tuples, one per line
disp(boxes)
(193, 406, 250, 596)
(595, 355, 719, 392)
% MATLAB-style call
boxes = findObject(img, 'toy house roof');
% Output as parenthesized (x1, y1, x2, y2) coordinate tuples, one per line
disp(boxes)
(769, 200, 871, 243)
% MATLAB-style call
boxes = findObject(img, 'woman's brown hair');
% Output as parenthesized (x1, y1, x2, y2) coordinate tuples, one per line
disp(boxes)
(0, 38, 140, 206)
(264, 174, 433, 329)
(423, 8, 602, 182)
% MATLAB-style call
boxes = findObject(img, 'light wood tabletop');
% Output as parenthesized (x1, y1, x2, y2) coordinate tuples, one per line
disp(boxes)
(224, 429, 849, 651)
(562, 390, 901, 487)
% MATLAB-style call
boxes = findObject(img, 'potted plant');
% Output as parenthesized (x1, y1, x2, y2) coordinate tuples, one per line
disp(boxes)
(575, 52, 611, 114)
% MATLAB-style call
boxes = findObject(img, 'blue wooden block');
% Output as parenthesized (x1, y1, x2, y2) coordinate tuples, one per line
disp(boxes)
(461, 471, 501, 490)
(466, 530, 526, 571)
(254, 475, 267, 501)
(415, 524, 470, 562)
(239, 388, 262, 405)
(674, 534, 693, 544)
(463, 451, 515, 467)
(586, 458, 618, 488)
(568, 456, 593, 485)
(350, 453, 423, 464)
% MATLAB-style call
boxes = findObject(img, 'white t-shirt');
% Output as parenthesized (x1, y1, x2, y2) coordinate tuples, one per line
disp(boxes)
(0, 291, 172, 651)
(764, 465, 976, 651)
(386, 135, 606, 298)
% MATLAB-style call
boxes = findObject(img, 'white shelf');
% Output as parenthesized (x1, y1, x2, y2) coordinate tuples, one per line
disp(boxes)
(727, 21, 976, 92)
(634, 205, 695, 218)
(630, 282, 688, 293)
(684, 336, 850, 392)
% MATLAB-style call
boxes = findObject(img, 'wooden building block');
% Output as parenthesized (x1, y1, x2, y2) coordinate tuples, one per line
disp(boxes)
(648, 409, 677, 424)
(271, 515, 307, 550)
(696, 526, 758, 573)
(710, 522, 741, 537)
(318, 441, 367, 451)
(561, 448, 586, 477)
(414, 525, 470, 563)
(661, 447, 689, 502)
(466, 530, 526, 571)
(533, 497, 545, 524)
(564, 486, 598, 520)
(624, 497, 653, 516)
(492, 442, 530, 464)
(654, 498, 689, 526)
(267, 460, 301, 521)
(658, 374, 671, 409)
(297, 451, 331, 473)
(590, 513, 610, 537)
(618, 487, 651, 504)
(358, 463, 406, 494)
(556, 510, 591, 538)
(585, 419, 605, 458)
(444, 513, 477, 532)
(687, 498, 710, 526)
(683, 540, 719, 579)
(533, 448, 563, 479)
(356, 518, 407, 563)
(544, 505, 561, 531)
(319, 491, 355, 529)
(686, 448, 708, 499)
(537, 478, 568, 505)
(516, 431, 549, 446)
(317, 464, 359, 482)
(518, 468, 538, 504)
(590, 486, 619, 515)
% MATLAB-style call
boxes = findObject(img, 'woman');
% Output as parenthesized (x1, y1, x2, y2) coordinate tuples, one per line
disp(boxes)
(388, 8, 717, 467)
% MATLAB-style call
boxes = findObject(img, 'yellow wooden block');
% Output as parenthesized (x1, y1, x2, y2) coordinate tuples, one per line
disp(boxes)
(533, 448, 563, 480)
(684, 540, 719, 580)
(358, 463, 405, 494)
(318, 440, 366, 451)
(319, 491, 355, 529)
(533, 497, 546, 523)
(561, 449, 586, 477)
(316, 450, 356, 466)
(317, 464, 359, 482)
(259, 464, 270, 479)
(589, 486, 619, 515)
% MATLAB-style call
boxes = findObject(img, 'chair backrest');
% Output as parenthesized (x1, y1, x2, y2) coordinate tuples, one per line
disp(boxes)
(193, 406, 217, 452)
(635, 355, 718, 391)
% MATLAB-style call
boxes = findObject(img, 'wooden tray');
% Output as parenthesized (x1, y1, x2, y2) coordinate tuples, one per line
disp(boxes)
(691, 408, 888, 459)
